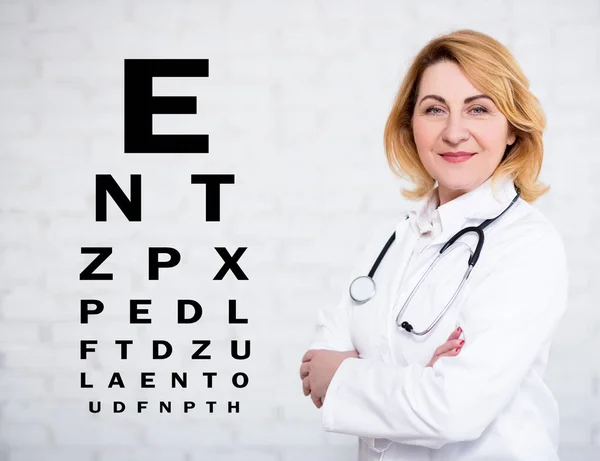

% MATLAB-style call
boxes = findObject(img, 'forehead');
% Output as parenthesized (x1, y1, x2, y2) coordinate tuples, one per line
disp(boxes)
(417, 61, 481, 98)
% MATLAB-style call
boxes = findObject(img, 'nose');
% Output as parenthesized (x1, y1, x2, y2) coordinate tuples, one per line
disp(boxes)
(441, 113, 470, 145)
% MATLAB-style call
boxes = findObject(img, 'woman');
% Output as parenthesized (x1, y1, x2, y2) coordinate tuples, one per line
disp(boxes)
(299, 29, 568, 461)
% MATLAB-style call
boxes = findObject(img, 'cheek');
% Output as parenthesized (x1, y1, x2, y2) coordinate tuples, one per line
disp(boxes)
(477, 122, 510, 153)
(412, 120, 443, 177)
(412, 119, 436, 152)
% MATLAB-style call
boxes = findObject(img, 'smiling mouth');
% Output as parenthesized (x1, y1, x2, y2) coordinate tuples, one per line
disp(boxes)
(439, 152, 477, 157)
(439, 152, 477, 163)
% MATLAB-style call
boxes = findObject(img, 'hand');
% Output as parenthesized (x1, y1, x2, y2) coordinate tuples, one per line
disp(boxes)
(300, 349, 359, 408)
(426, 326, 465, 367)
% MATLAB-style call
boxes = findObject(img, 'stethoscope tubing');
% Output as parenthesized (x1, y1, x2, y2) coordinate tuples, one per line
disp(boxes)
(349, 187, 521, 336)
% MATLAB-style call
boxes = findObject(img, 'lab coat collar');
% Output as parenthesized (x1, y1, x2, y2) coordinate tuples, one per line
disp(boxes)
(407, 173, 517, 238)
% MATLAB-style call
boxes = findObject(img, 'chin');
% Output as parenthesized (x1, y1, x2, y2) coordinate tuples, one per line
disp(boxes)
(436, 174, 479, 192)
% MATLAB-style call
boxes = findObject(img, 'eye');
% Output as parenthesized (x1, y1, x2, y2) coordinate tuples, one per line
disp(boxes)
(470, 106, 488, 115)
(423, 105, 489, 116)
(425, 106, 444, 115)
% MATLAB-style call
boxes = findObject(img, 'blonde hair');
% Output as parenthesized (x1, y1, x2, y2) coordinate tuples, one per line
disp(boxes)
(384, 29, 549, 203)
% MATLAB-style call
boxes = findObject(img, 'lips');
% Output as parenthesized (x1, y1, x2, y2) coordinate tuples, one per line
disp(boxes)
(439, 151, 476, 157)
(439, 152, 476, 163)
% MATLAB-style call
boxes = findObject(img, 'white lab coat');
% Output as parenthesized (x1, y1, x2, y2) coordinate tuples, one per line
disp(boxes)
(307, 174, 568, 461)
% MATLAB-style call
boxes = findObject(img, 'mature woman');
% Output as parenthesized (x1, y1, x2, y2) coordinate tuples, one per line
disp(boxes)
(299, 29, 568, 461)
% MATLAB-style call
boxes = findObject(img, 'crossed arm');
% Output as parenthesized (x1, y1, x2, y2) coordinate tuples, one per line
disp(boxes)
(299, 231, 568, 449)
(300, 327, 464, 407)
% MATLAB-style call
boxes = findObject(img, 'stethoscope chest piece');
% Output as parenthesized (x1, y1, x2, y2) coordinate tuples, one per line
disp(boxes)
(349, 275, 376, 304)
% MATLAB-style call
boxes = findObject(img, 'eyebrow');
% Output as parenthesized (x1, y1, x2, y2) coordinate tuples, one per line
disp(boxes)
(418, 94, 492, 105)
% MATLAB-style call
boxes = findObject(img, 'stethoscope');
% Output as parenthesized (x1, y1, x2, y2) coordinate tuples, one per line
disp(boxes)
(348, 188, 521, 336)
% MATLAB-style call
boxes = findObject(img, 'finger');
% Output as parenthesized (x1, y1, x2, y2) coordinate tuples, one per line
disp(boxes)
(428, 345, 463, 367)
(299, 362, 310, 380)
(435, 339, 465, 356)
(311, 393, 322, 409)
(446, 326, 462, 342)
(302, 377, 311, 396)
(427, 349, 461, 367)
(437, 346, 463, 358)
(302, 350, 315, 363)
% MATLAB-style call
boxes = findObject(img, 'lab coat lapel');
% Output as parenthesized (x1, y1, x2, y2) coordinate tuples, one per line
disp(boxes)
(384, 216, 420, 365)
(386, 215, 420, 304)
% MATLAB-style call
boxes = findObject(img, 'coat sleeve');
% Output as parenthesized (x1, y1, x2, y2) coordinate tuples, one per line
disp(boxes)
(307, 223, 398, 352)
(320, 228, 569, 449)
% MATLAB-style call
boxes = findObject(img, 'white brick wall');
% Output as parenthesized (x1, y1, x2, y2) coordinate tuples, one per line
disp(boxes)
(0, 0, 598, 460)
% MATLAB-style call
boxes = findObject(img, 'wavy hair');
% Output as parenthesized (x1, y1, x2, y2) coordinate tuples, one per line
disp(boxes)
(383, 29, 548, 203)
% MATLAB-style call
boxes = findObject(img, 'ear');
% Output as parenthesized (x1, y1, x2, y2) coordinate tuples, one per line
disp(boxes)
(507, 128, 516, 146)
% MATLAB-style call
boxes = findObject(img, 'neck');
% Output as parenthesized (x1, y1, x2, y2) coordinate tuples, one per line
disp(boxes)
(437, 185, 469, 207)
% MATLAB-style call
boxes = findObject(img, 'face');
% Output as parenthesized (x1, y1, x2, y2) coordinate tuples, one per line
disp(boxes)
(411, 60, 516, 205)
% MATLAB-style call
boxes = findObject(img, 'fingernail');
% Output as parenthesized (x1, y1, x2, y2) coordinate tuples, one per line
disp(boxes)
(459, 340, 465, 346)
(455, 347, 461, 352)
(457, 327, 462, 333)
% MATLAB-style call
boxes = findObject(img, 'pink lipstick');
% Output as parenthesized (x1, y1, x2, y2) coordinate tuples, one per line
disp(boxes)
(439, 151, 476, 163)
